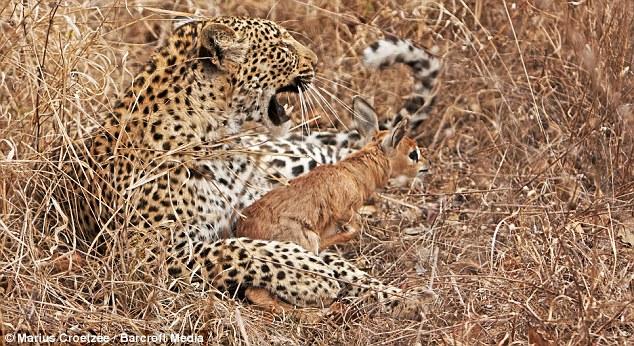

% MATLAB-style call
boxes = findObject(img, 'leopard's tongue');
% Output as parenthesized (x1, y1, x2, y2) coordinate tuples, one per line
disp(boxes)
(267, 95, 290, 126)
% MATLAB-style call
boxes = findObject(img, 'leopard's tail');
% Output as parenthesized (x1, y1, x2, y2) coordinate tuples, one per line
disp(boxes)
(362, 36, 441, 132)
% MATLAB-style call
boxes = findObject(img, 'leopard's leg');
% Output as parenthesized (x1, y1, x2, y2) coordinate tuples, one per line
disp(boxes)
(167, 236, 342, 308)
(320, 252, 436, 320)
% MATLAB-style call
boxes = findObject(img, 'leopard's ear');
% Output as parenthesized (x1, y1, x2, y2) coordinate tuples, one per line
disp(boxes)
(199, 22, 246, 68)
(173, 16, 197, 30)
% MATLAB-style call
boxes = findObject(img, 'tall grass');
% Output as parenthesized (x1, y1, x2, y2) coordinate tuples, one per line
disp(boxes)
(1, 0, 632, 344)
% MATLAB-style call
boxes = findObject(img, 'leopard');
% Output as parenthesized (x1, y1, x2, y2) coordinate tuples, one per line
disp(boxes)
(54, 16, 439, 320)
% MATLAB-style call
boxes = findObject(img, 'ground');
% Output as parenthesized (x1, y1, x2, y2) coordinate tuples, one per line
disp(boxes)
(0, 0, 632, 344)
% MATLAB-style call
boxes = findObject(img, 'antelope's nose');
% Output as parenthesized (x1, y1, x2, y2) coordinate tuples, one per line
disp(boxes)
(418, 159, 432, 175)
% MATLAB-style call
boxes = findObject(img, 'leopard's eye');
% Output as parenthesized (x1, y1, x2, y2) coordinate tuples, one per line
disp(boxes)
(408, 149, 419, 162)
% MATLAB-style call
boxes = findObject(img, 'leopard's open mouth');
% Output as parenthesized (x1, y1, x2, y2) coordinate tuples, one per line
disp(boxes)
(267, 76, 311, 126)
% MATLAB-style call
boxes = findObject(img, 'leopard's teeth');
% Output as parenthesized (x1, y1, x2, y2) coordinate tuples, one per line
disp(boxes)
(283, 104, 294, 115)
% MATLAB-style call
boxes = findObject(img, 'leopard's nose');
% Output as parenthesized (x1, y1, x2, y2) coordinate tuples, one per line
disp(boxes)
(308, 50, 318, 68)
(299, 47, 318, 69)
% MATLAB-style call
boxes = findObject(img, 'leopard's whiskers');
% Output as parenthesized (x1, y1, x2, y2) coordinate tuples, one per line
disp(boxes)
(303, 85, 333, 128)
(314, 83, 357, 129)
(297, 87, 310, 135)
(308, 85, 342, 129)
(306, 84, 344, 129)
(315, 74, 359, 95)
(302, 85, 323, 133)
(314, 75, 369, 124)
(313, 80, 356, 116)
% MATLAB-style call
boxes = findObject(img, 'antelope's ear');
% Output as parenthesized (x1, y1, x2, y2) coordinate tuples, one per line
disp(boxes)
(199, 23, 246, 67)
(381, 117, 409, 151)
(352, 96, 379, 138)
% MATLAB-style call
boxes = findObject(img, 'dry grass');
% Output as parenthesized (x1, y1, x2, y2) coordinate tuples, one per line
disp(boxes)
(1, 0, 633, 344)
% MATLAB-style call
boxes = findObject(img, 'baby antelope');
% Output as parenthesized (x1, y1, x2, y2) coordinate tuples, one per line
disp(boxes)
(235, 97, 430, 254)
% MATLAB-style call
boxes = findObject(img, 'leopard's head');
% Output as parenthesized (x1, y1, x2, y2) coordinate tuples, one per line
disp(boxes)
(194, 17, 317, 133)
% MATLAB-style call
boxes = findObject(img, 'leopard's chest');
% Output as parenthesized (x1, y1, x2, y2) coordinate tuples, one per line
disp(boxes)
(182, 152, 264, 239)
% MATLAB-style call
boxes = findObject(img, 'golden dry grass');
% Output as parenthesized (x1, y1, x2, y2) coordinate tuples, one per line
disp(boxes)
(1, 0, 633, 344)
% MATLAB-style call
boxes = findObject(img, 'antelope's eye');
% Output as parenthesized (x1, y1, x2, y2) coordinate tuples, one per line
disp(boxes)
(409, 150, 419, 162)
